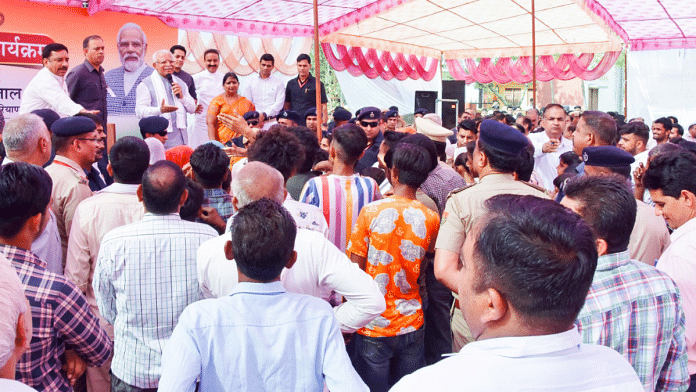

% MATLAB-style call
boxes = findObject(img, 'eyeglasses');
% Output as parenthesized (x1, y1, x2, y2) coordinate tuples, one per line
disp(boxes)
(156, 131, 168, 137)
(78, 138, 105, 144)
(247, 121, 259, 126)
(156, 60, 174, 65)
(360, 121, 379, 128)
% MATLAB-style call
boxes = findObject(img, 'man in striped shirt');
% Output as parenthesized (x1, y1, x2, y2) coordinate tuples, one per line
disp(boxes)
(561, 175, 689, 391)
(301, 123, 381, 253)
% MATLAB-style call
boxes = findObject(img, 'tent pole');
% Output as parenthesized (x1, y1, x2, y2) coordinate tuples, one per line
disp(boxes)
(624, 49, 628, 117)
(532, 0, 536, 109)
(313, 0, 322, 141)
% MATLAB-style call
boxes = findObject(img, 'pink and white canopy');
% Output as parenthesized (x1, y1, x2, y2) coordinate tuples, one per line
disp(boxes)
(23, 0, 696, 81)
(27, 0, 696, 54)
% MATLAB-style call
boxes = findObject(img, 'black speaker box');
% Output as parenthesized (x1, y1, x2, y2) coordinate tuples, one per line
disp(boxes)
(414, 91, 438, 114)
(441, 80, 466, 130)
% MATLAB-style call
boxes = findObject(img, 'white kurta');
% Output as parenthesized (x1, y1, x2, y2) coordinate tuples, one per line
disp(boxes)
(189, 70, 224, 148)
(19, 67, 84, 117)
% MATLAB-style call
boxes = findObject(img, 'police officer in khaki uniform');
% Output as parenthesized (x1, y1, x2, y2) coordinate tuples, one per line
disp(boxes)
(434, 119, 549, 351)
(45, 116, 103, 263)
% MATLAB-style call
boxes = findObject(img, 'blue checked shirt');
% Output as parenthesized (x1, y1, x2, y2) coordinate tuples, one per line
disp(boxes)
(202, 188, 234, 222)
(576, 250, 689, 392)
(1, 245, 112, 392)
(93, 213, 218, 389)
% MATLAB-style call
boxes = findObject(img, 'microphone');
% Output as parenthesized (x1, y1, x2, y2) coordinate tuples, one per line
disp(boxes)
(165, 74, 182, 98)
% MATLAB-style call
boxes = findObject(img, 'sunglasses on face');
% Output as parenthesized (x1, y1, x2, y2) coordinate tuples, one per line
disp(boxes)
(247, 120, 259, 126)
(360, 121, 379, 128)
(156, 130, 168, 137)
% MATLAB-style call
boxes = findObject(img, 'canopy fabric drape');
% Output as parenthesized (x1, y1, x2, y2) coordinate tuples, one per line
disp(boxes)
(445, 51, 621, 83)
(322, 43, 439, 81)
(180, 31, 313, 76)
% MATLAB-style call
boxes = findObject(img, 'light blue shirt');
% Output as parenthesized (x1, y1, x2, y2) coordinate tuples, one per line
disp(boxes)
(158, 281, 368, 392)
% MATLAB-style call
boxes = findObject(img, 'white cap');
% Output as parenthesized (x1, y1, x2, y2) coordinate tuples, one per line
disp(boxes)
(415, 117, 451, 143)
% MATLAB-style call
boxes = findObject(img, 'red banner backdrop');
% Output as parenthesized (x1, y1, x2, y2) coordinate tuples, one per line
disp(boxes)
(0, 32, 53, 66)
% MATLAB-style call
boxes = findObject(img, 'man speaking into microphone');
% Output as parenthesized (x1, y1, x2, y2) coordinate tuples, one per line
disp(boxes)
(136, 49, 196, 149)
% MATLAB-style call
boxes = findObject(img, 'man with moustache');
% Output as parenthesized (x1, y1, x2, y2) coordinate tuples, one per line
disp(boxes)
(45, 116, 104, 263)
(652, 117, 673, 146)
(105, 23, 154, 116)
(136, 50, 196, 149)
(528, 104, 573, 191)
(192, 49, 224, 147)
(67, 36, 109, 127)
(19, 43, 99, 117)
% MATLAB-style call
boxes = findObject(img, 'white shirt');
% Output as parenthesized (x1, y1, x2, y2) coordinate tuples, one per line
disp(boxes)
(158, 281, 368, 392)
(224, 196, 329, 237)
(657, 217, 696, 375)
(144, 137, 166, 164)
(19, 67, 84, 117)
(0, 379, 39, 392)
(283, 197, 329, 237)
(629, 149, 649, 187)
(197, 229, 386, 333)
(241, 73, 286, 117)
(528, 131, 573, 191)
(391, 327, 643, 392)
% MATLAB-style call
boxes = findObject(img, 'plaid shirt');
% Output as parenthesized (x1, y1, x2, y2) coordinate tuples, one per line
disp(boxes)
(1, 245, 112, 392)
(419, 162, 467, 216)
(202, 188, 234, 222)
(93, 213, 218, 388)
(576, 250, 689, 392)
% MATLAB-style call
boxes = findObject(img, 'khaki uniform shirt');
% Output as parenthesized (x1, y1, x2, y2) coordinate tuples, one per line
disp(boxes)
(629, 200, 670, 266)
(436, 173, 549, 254)
(45, 155, 93, 263)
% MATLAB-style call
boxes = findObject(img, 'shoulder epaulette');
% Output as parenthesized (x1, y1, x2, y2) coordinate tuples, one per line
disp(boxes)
(446, 183, 477, 200)
(520, 180, 549, 195)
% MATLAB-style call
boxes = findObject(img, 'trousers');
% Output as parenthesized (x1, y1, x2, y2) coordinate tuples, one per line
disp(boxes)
(350, 328, 425, 392)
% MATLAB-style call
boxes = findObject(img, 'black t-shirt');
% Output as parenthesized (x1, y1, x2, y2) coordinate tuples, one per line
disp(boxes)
(285, 74, 327, 116)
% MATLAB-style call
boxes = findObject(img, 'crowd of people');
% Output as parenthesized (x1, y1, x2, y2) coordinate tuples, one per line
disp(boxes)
(0, 28, 695, 392)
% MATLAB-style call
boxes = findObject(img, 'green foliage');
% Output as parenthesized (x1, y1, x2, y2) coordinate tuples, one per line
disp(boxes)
(310, 44, 344, 111)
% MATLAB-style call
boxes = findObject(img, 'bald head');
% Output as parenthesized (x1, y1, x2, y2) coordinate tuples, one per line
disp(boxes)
(232, 162, 285, 210)
(141, 161, 187, 214)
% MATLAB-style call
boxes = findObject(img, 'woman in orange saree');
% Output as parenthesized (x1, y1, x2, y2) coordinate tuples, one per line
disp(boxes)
(206, 72, 255, 144)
